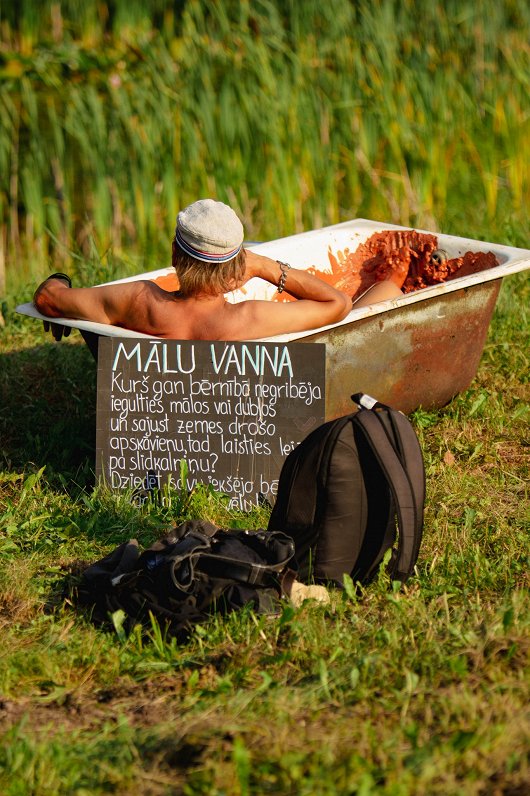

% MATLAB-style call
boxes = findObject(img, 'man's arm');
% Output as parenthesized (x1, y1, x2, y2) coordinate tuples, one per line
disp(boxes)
(238, 250, 352, 334)
(33, 276, 149, 329)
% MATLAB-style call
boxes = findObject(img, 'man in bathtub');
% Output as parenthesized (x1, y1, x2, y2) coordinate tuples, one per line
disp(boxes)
(34, 199, 405, 341)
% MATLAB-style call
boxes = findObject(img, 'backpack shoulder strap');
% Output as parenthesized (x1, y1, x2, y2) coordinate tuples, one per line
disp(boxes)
(351, 396, 424, 581)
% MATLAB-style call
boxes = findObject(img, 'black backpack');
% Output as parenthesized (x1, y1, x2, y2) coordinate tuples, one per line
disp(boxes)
(267, 393, 425, 586)
(76, 520, 297, 639)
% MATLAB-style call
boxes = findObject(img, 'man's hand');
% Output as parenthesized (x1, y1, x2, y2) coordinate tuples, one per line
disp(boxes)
(241, 249, 278, 284)
(42, 319, 71, 341)
(240, 249, 258, 283)
(34, 273, 73, 342)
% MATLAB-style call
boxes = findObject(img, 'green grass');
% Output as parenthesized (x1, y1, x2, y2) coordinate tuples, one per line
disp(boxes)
(1, 0, 530, 289)
(0, 267, 528, 793)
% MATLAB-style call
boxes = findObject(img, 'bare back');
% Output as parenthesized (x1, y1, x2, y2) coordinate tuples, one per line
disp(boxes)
(109, 281, 349, 341)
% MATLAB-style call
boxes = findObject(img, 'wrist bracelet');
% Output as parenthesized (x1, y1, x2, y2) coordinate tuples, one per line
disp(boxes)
(48, 272, 72, 287)
(47, 272, 72, 287)
(277, 260, 291, 294)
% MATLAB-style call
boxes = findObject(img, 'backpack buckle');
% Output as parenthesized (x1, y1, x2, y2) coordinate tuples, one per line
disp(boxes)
(351, 393, 378, 410)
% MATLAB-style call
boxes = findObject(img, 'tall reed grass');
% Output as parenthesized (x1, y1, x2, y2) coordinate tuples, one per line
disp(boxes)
(0, 0, 529, 287)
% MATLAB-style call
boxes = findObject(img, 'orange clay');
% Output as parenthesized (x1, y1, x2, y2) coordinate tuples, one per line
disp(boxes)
(273, 230, 498, 302)
(152, 273, 180, 291)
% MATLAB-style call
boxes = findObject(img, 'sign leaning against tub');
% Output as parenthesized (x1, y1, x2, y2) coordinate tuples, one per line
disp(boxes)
(96, 337, 326, 510)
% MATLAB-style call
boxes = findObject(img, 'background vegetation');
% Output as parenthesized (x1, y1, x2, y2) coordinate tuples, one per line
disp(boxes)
(0, 1, 529, 794)
(1, 0, 529, 289)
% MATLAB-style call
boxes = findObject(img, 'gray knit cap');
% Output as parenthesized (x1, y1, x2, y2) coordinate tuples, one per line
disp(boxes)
(175, 199, 244, 263)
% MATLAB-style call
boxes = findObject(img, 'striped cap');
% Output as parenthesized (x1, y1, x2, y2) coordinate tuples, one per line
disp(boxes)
(175, 199, 244, 263)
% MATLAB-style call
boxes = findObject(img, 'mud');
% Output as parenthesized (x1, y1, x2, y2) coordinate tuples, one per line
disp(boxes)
(153, 272, 180, 291)
(306, 229, 499, 301)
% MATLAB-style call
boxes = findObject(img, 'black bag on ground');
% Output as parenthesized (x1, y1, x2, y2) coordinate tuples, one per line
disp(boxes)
(76, 520, 296, 638)
(268, 393, 425, 586)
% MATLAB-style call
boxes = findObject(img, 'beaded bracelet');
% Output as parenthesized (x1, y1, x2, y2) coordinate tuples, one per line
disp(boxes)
(276, 260, 291, 294)
(47, 272, 72, 287)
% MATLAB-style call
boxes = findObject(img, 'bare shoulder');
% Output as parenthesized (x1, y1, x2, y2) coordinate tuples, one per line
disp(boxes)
(97, 278, 170, 309)
(102, 279, 155, 298)
(109, 279, 176, 331)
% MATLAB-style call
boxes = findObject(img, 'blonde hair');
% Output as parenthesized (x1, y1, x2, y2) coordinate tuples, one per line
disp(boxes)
(171, 241, 247, 297)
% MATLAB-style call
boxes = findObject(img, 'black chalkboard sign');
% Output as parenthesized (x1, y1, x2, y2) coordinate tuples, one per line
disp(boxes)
(96, 338, 325, 509)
